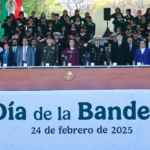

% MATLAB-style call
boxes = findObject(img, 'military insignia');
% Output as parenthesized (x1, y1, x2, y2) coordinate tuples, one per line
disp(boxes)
(128, 20, 130, 22)
(58, 43, 61, 46)
(52, 46, 55, 49)
(44, 47, 47, 49)
(143, 38, 146, 41)
(105, 40, 108, 43)
(100, 48, 103, 51)
(84, 43, 88, 47)
(44, 50, 46, 53)
(63, 70, 75, 81)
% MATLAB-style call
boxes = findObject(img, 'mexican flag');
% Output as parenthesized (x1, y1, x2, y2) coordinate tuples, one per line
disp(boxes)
(1, 0, 21, 37)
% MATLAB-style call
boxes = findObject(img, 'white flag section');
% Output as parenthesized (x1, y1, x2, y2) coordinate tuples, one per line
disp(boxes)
(0, 90, 150, 150)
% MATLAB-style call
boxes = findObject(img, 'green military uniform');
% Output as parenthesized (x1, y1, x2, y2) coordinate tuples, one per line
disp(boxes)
(53, 19, 62, 32)
(123, 15, 134, 25)
(133, 38, 141, 47)
(74, 22, 82, 32)
(75, 40, 87, 65)
(84, 22, 95, 35)
(41, 44, 59, 66)
(113, 19, 125, 32)
(25, 22, 36, 31)
(1, 22, 14, 36)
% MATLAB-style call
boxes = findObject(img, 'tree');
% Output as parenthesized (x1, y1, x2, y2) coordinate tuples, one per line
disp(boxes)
(22, 0, 66, 18)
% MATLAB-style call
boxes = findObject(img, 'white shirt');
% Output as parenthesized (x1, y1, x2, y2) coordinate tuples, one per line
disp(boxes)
(140, 48, 145, 54)
(148, 42, 150, 49)
(118, 41, 122, 46)
(23, 46, 28, 61)
(12, 46, 17, 53)
(70, 48, 75, 51)
(95, 45, 99, 48)
(0, 47, 3, 52)
(32, 46, 36, 53)
(80, 33, 85, 36)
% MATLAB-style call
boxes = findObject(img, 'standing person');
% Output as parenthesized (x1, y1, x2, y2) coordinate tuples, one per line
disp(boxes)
(111, 33, 130, 65)
(134, 40, 150, 65)
(11, 38, 20, 65)
(61, 39, 79, 66)
(127, 37, 138, 65)
(17, 37, 35, 66)
(40, 35, 59, 66)
(0, 42, 15, 66)
(106, 43, 112, 65)
(60, 10, 70, 23)
(89, 35, 106, 65)
(0, 35, 7, 48)
(70, 10, 82, 23)
(31, 39, 42, 66)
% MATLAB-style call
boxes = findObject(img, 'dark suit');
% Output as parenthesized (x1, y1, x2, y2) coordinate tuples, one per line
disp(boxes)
(89, 45, 106, 65)
(55, 40, 64, 65)
(129, 44, 138, 65)
(11, 46, 20, 65)
(0, 50, 15, 66)
(111, 41, 130, 65)
(33, 47, 42, 66)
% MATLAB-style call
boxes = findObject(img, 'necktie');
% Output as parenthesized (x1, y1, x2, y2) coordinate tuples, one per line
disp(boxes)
(33, 47, 35, 53)
(24, 46, 26, 61)
(130, 45, 131, 52)
(13, 46, 15, 53)
(119, 43, 121, 48)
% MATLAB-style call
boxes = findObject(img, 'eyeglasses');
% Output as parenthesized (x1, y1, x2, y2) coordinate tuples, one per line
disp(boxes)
(140, 43, 145, 44)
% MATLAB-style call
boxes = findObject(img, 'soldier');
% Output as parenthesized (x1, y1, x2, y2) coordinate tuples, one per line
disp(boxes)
(74, 33, 88, 65)
(104, 32, 113, 47)
(133, 30, 140, 47)
(40, 35, 59, 66)
(53, 32, 64, 65)
(89, 35, 106, 65)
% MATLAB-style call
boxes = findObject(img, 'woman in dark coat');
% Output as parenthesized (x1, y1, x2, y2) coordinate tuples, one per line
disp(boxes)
(0, 42, 15, 66)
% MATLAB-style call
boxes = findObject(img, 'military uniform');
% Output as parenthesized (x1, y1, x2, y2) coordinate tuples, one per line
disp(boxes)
(133, 38, 140, 47)
(53, 20, 62, 32)
(41, 44, 59, 66)
(89, 45, 106, 65)
(75, 40, 87, 65)
(84, 22, 95, 36)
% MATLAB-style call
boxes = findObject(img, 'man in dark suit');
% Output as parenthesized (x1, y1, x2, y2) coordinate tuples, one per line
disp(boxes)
(0, 35, 7, 48)
(11, 38, 20, 65)
(111, 33, 130, 65)
(127, 37, 138, 65)
(53, 32, 64, 65)
(31, 39, 42, 66)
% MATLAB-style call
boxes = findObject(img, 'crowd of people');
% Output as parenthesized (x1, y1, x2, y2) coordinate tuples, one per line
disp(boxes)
(1, 8, 150, 66)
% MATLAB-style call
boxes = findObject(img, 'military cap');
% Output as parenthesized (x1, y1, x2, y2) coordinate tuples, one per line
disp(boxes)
(75, 33, 80, 37)
(133, 30, 137, 34)
(53, 32, 60, 36)
(47, 34, 52, 39)
(93, 35, 101, 40)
